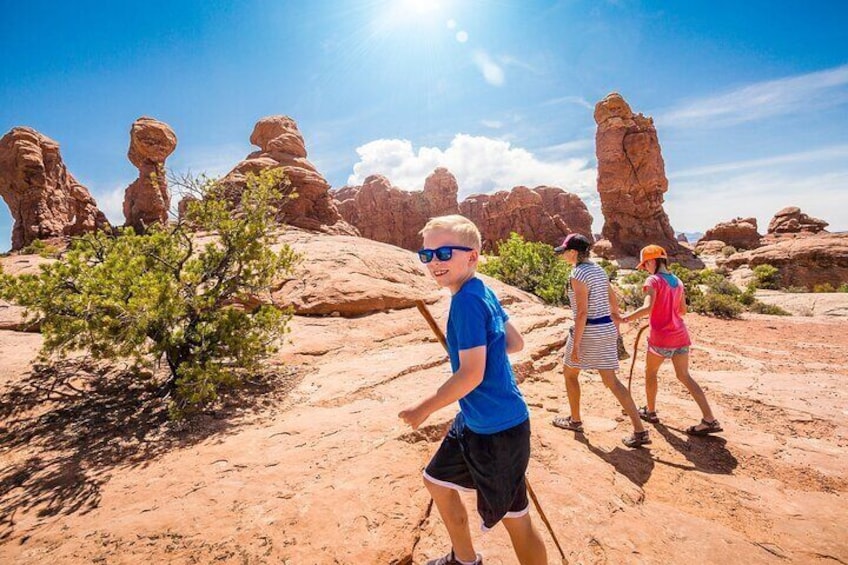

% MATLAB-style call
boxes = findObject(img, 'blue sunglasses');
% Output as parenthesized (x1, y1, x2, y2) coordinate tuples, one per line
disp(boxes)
(418, 245, 473, 263)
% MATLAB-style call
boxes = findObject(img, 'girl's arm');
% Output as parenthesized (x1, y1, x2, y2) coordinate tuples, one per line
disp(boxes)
(679, 288, 687, 316)
(623, 287, 656, 323)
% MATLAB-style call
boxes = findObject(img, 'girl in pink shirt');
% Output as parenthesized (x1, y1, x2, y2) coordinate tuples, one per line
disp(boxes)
(621, 245, 722, 436)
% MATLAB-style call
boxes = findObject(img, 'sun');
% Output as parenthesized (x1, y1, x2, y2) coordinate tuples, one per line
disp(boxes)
(403, 0, 442, 14)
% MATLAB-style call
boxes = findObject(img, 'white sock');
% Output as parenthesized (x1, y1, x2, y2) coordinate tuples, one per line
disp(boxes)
(456, 554, 480, 565)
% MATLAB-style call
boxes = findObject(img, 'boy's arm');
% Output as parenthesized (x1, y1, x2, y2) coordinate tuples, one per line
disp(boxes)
(504, 320, 524, 354)
(398, 346, 486, 430)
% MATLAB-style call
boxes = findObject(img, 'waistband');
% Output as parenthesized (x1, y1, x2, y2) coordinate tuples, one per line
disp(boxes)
(586, 315, 613, 325)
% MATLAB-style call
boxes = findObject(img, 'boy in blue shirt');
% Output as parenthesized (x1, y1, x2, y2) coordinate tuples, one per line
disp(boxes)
(399, 215, 547, 565)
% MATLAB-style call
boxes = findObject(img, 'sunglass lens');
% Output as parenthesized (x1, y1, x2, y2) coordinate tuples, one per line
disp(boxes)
(434, 247, 453, 261)
(418, 250, 434, 263)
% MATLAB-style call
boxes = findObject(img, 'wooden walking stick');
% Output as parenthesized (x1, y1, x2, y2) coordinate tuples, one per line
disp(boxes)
(414, 300, 569, 564)
(627, 325, 649, 393)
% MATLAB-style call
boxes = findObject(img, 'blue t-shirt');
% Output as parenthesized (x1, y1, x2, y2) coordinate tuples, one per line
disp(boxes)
(446, 277, 529, 434)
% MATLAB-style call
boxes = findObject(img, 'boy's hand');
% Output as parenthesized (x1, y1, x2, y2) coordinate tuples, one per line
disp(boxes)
(399, 403, 431, 430)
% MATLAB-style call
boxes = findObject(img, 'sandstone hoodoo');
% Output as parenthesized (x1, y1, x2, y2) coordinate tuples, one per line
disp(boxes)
(222, 115, 355, 234)
(332, 168, 460, 250)
(0, 127, 108, 251)
(698, 217, 762, 251)
(767, 206, 829, 235)
(123, 117, 177, 233)
(593, 93, 700, 267)
(460, 185, 593, 251)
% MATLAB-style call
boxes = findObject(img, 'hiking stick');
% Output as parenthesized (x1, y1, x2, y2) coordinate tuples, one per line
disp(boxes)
(414, 299, 569, 565)
(627, 325, 649, 393)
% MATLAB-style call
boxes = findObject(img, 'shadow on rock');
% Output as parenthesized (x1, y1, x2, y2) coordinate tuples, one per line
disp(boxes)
(574, 434, 656, 487)
(0, 358, 301, 541)
(651, 423, 738, 475)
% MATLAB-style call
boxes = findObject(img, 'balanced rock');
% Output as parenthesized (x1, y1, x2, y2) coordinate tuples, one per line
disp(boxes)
(594, 93, 700, 267)
(0, 127, 108, 251)
(222, 116, 355, 234)
(333, 168, 460, 250)
(460, 185, 593, 251)
(767, 206, 828, 235)
(123, 117, 177, 232)
(699, 217, 761, 251)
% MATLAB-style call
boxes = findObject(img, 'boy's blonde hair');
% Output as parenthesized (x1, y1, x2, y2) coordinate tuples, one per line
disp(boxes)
(420, 214, 482, 250)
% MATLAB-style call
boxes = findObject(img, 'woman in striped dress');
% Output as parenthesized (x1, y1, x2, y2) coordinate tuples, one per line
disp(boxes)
(551, 234, 650, 448)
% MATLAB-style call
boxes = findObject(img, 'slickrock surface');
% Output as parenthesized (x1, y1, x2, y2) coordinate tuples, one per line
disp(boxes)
(1, 235, 847, 564)
(0, 127, 108, 250)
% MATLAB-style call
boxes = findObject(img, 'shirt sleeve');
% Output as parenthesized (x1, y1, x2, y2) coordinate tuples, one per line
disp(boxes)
(643, 274, 659, 293)
(452, 294, 489, 351)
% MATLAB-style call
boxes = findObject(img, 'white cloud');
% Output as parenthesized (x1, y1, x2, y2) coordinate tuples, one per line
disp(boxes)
(472, 50, 505, 86)
(538, 138, 595, 156)
(659, 64, 848, 128)
(669, 144, 848, 178)
(94, 184, 129, 226)
(542, 95, 594, 110)
(347, 134, 596, 199)
(480, 119, 503, 129)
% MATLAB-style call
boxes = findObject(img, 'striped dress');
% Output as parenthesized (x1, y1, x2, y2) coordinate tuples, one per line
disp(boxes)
(564, 262, 620, 370)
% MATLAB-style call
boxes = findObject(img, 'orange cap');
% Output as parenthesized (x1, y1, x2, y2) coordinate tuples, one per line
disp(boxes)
(637, 244, 667, 270)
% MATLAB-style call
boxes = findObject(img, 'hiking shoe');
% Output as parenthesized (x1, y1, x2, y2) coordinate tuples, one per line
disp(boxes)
(622, 429, 651, 448)
(426, 549, 483, 565)
(686, 418, 723, 436)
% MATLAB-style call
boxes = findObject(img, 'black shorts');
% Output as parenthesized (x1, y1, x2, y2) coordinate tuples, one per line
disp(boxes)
(424, 416, 530, 530)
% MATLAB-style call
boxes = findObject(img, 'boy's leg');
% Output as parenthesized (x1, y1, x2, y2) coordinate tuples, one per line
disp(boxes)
(424, 478, 477, 562)
(670, 353, 717, 426)
(644, 351, 664, 413)
(598, 369, 646, 433)
(502, 513, 548, 565)
(563, 366, 582, 422)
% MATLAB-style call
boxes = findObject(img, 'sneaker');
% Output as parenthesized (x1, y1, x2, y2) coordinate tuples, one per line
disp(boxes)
(426, 549, 483, 565)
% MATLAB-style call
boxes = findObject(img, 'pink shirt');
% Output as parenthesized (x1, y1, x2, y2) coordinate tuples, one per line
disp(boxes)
(643, 273, 691, 349)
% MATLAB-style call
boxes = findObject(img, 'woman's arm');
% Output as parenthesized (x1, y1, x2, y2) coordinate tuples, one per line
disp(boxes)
(570, 278, 589, 363)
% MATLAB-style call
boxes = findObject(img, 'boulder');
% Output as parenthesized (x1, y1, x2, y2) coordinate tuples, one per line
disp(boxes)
(123, 117, 177, 232)
(700, 217, 761, 250)
(222, 116, 355, 235)
(593, 93, 701, 267)
(0, 127, 108, 250)
(767, 206, 828, 235)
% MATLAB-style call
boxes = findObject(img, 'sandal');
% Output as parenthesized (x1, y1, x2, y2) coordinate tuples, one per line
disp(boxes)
(622, 430, 651, 448)
(426, 550, 483, 565)
(638, 406, 660, 424)
(552, 416, 584, 433)
(685, 419, 723, 436)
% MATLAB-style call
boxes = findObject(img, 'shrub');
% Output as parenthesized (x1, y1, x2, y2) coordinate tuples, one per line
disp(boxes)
(752, 264, 781, 289)
(20, 239, 62, 258)
(615, 285, 645, 310)
(597, 259, 618, 281)
(839, 283, 848, 293)
(690, 292, 743, 319)
(721, 245, 737, 257)
(620, 270, 649, 285)
(0, 168, 299, 417)
(748, 301, 791, 316)
(812, 283, 837, 293)
(479, 233, 572, 305)
(738, 284, 756, 306)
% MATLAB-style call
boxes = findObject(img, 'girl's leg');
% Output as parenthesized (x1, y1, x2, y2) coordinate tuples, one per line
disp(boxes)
(563, 366, 583, 423)
(670, 353, 717, 428)
(598, 369, 645, 433)
(644, 351, 665, 413)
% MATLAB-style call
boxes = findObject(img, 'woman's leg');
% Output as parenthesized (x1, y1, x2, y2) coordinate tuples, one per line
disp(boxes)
(598, 369, 645, 433)
(644, 351, 665, 413)
(563, 366, 583, 422)
(670, 353, 717, 428)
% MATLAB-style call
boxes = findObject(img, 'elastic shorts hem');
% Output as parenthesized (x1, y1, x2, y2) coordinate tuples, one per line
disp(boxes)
(480, 504, 530, 532)
(647, 345, 690, 359)
(423, 469, 475, 493)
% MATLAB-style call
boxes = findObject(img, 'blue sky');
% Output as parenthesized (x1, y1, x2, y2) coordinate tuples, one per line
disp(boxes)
(1, 0, 847, 251)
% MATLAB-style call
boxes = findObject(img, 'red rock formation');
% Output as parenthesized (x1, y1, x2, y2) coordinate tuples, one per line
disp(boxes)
(0, 127, 108, 251)
(460, 186, 593, 252)
(594, 93, 700, 267)
(123, 117, 177, 232)
(699, 217, 761, 251)
(332, 168, 460, 250)
(676, 233, 688, 243)
(767, 206, 828, 235)
(222, 116, 355, 234)
(720, 233, 848, 289)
